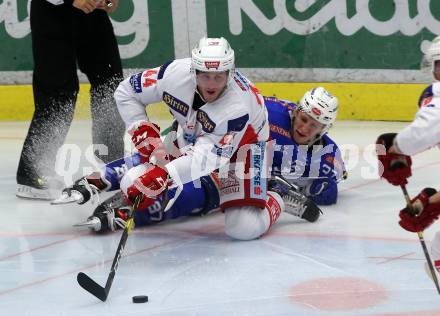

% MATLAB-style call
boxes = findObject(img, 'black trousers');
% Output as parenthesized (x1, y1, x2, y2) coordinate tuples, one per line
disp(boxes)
(17, 0, 125, 184)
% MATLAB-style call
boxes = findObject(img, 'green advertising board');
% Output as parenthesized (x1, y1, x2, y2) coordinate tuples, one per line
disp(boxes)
(1, 0, 440, 83)
(0, 0, 175, 71)
(215, 0, 440, 69)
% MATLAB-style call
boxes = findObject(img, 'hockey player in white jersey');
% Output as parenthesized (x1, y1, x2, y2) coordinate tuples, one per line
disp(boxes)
(376, 36, 440, 272)
(61, 37, 290, 241)
(54, 39, 345, 240)
(54, 86, 344, 236)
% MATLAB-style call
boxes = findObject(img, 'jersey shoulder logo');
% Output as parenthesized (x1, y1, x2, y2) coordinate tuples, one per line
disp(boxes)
(227, 114, 249, 132)
(197, 110, 216, 132)
(129, 73, 143, 93)
(163, 92, 189, 116)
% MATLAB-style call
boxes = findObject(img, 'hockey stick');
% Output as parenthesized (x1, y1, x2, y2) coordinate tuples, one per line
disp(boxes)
(400, 184, 440, 295)
(77, 194, 143, 301)
(77, 190, 170, 301)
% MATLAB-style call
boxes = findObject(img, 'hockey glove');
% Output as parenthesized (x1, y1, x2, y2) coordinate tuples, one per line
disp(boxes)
(128, 121, 163, 163)
(304, 179, 330, 197)
(376, 133, 412, 186)
(399, 188, 440, 232)
(305, 179, 338, 205)
(123, 165, 169, 210)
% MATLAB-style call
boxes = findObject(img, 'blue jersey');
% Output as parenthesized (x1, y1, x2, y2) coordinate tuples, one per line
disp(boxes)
(99, 96, 345, 227)
(100, 154, 220, 226)
(264, 96, 346, 205)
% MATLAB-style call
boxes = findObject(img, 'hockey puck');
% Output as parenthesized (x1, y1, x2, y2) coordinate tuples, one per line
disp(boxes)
(132, 295, 148, 303)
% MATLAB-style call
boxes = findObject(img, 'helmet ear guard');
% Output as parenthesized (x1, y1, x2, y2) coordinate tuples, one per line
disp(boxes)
(191, 37, 235, 74)
(295, 87, 339, 138)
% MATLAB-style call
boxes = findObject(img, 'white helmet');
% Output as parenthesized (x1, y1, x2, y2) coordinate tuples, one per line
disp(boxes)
(297, 87, 338, 135)
(191, 37, 235, 73)
(427, 36, 440, 76)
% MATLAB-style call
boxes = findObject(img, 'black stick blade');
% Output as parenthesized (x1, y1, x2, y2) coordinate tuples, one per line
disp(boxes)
(77, 272, 108, 302)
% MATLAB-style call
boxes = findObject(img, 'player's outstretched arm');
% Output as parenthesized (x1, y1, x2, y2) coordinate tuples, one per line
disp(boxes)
(376, 133, 412, 186)
(52, 154, 143, 205)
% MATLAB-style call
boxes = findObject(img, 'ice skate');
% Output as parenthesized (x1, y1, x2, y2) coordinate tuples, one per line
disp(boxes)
(52, 175, 109, 205)
(269, 175, 322, 222)
(74, 191, 130, 233)
(16, 175, 63, 200)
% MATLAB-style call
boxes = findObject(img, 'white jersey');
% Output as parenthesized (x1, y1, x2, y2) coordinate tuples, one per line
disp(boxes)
(115, 58, 269, 186)
(396, 82, 440, 155)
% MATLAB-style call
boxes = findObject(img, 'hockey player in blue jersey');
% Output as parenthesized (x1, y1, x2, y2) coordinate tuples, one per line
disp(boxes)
(53, 87, 345, 234)
(265, 89, 346, 207)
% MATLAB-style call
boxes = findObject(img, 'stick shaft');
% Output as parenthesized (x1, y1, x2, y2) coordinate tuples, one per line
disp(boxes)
(77, 195, 141, 301)
(417, 231, 440, 294)
(102, 195, 140, 294)
(400, 184, 412, 206)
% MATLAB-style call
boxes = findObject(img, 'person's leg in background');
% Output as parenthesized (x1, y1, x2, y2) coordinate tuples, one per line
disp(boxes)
(16, 1, 78, 199)
(76, 9, 125, 164)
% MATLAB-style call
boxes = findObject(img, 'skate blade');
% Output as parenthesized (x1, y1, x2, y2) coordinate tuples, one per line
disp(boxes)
(51, 191, 82, 205)
(16, 184, 58, 201)
(73, 217, 100, 230)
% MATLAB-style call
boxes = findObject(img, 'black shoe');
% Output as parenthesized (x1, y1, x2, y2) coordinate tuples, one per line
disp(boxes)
(16, 175, 63, 200)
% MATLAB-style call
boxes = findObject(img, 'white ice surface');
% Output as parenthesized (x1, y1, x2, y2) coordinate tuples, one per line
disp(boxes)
(1, 120, 440, 316)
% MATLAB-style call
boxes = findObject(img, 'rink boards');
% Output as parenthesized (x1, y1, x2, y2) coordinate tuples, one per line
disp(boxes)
(0, 82, 423, 121)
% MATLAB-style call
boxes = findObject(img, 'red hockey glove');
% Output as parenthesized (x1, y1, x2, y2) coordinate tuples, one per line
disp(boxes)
(128, 121, 162, 163)
(399, 188, 440, 232)
(124, 165, 169, 210)
(376, 133, 412, 186)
